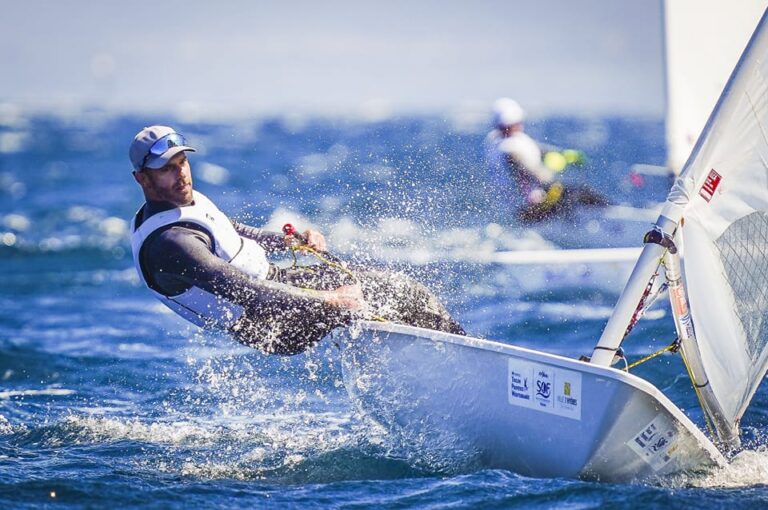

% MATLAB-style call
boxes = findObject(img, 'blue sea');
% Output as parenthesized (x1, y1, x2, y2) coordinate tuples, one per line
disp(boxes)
(2, 111, 768, 509)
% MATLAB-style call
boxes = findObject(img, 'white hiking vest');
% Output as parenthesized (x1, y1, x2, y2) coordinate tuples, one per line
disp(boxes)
(130, 190, 270, 329)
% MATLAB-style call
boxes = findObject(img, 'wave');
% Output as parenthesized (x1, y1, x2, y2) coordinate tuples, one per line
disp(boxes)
(3, 409, 424, 483)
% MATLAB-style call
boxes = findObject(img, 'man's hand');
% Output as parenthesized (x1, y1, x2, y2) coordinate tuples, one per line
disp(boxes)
(283, 226, 328, 251)
(527, 188, 547, 205)
(324, 284, 366, 311)
(303, 229, 327, 251)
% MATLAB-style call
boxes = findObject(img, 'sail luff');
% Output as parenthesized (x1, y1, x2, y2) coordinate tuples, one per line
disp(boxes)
(663, 246, 739, 446)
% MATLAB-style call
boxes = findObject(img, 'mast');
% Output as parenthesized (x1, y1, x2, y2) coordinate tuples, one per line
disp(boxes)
(588, 215, 675, 367)
(589, 211, 739, 446)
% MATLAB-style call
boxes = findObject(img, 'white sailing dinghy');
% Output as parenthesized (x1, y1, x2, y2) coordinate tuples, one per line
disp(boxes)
(340, 8, 768, 482)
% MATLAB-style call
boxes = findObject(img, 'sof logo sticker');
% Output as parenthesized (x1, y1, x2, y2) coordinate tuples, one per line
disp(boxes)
(627, 414, 679, 471)
(508, 358, 582, 420)
(699, 169, 722, 202)
(535, 368, 554, 409)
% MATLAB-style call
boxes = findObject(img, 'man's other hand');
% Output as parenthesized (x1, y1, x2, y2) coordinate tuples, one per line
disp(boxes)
(324, 284, 366, 311)
(303, 229, 327, 251)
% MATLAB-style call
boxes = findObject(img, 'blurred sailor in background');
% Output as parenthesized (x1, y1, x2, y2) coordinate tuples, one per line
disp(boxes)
(485, 98, 598, 223)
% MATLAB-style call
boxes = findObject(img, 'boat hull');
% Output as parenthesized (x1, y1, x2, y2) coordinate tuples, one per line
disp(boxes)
(340, 321, 725, 482)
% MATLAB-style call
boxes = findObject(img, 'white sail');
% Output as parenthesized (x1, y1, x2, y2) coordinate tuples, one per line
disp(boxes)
(672, 8, 768, 430)
(664, 0, 767, 174)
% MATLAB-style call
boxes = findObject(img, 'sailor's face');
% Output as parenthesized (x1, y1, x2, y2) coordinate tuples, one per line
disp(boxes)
(500, 123, 523, 137)
(138, 152, 194, 206)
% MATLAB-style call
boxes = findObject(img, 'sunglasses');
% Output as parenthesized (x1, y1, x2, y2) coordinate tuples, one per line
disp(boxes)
(141, 132, 188, 169)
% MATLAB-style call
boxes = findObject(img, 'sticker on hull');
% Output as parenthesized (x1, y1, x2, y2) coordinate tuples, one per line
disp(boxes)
(507, 358, 582, 420)
(627, 413, 679, 471)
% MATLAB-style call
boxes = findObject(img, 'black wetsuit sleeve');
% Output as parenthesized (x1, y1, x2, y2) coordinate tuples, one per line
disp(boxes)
(144, 225, 324, 308)
(231, 221, 287, 254)
(143, 225, 348, 354)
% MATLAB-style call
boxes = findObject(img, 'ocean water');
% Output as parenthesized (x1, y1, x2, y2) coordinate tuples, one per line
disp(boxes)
(2, 112, 768, 509)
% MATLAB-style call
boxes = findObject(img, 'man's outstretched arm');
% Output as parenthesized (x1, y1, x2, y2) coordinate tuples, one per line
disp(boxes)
(145, 225, 357, 311)
(142, 225, 363, 354)
(231, 221, 286, 254)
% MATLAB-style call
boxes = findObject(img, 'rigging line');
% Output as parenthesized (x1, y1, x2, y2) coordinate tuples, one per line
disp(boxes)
(624, 269, 664, 339)
(625, 336, 718, 440)
(291, 245, 358, 280)
(624, 340, 679, 371)
(680, 348, 719, 442)
(290, 245, 387, 323)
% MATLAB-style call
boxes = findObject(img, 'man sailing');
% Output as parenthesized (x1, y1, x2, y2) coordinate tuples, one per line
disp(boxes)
(129, 126, 464, 355)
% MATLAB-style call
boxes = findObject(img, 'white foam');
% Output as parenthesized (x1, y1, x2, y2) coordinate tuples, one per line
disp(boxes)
(116, 342, 164, 355)
(0, 414, 12, 434)
(1, 232, 16, 247)
(67, 205, 103, 222)
(98, 217, 128, 237)
(688, 447, 768, 487)
(0, 132, 26, 153)
(0, 103, 27, 129)
(63, 406, 363, 480)
(63, 415, 222, 445)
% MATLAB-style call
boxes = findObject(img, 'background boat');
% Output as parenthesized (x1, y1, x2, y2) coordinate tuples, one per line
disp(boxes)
(663, 0, 767, 174)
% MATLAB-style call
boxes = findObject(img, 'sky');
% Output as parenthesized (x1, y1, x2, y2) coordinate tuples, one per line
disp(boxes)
(1, 1, 667, 120)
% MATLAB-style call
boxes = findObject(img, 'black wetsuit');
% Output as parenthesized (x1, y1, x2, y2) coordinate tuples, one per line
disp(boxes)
(136, 200, 464, 355)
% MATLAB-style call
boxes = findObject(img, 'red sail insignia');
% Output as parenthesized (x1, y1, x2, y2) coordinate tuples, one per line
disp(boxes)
(699, 169, 722, 202)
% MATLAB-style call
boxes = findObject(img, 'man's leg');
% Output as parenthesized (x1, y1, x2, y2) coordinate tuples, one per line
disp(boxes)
(354, 269, 465, 335)
(232, 265, 351, 355)
(266, 264, 465, 341)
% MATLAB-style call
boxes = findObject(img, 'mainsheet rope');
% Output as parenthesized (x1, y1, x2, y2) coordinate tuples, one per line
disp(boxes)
(284, 224, 387, 323)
